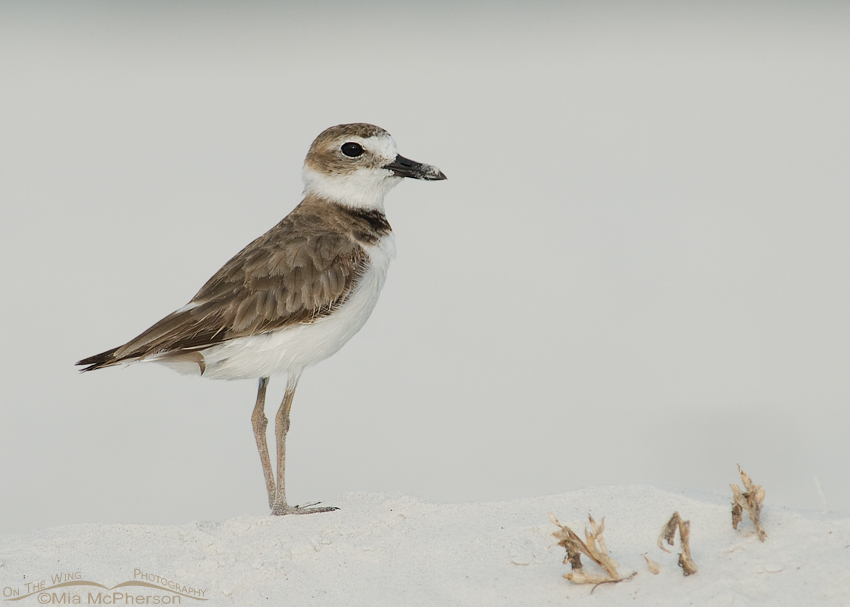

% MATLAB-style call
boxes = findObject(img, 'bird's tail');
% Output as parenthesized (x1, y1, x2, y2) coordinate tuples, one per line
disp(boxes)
(76, 347, 122, 372)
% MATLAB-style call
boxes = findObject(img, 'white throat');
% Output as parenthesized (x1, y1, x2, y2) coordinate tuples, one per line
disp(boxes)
(302, 166, 401, 211)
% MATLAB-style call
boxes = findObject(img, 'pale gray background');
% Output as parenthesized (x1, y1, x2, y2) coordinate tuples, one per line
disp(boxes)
(1, 1, 848, 535)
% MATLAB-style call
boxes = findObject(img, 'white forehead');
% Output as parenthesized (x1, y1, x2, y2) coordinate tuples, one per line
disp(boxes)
(340, 132, 397, 162)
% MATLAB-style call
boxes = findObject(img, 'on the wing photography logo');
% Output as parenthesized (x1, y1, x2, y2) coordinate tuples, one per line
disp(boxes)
(3, 570, 207, 604)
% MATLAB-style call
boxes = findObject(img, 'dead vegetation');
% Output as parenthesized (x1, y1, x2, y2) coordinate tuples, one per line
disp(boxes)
(549, 513, 636, 590)
(657, 511, 698, 576)
(731, 465, 767, 541)
(641, 553, 660, 574)
(547, 466, 766, 586)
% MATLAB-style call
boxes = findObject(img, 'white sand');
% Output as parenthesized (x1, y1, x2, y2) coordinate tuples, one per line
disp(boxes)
(2, 486, 848, 606)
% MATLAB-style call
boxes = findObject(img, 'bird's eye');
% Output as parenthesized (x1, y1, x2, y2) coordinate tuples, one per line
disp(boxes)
(341, 142, 364, 157)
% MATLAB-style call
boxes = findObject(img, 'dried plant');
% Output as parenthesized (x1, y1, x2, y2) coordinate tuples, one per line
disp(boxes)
(657, 511, 698, 576)
(731, 465, 767, 542)
(549, 513, 635, 589)
(642, 553, 660, 574)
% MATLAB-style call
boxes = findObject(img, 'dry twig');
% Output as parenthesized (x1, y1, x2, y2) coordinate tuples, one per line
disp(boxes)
(731, 465, 767, 542)
(657, 511, 698, 576)
(549, 513, 633, 586)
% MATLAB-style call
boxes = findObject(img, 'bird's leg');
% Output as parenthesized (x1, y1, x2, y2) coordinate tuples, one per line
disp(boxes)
(270, 372, 337, 516)
(251, 377, 276, 509)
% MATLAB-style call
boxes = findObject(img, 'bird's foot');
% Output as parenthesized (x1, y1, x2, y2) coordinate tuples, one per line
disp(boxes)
(271, 501, 339, 516)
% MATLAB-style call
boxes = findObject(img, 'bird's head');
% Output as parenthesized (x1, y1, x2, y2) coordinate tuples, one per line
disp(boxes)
(303, 123, 446, 210)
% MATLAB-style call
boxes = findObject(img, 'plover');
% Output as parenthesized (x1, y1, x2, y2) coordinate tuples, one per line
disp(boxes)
(77, 123, 446, 515)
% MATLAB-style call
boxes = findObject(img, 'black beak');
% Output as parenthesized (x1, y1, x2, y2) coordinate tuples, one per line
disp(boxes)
(383, 154, 447, 181)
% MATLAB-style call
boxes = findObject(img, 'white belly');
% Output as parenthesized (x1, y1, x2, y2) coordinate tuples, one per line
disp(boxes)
(166, 234, 396, 381)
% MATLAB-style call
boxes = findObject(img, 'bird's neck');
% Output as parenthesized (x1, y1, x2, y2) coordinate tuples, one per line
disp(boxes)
(301, 166, 399, 212)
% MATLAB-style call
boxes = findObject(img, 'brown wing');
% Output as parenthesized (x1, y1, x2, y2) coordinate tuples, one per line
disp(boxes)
(77, 202, 369, 371)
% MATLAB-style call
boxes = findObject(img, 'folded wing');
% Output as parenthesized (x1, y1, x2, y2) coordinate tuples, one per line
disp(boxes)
(77, 206, 367, 372)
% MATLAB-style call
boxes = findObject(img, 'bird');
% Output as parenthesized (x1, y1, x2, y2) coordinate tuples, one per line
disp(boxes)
(77, 123, 446, 515)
